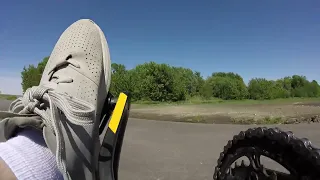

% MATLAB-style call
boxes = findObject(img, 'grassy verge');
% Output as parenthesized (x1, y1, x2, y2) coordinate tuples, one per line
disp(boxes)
(0, 94, 18, 101)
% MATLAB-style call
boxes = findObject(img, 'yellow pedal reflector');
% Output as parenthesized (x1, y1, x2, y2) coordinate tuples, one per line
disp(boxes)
(108, 93, 128, 133)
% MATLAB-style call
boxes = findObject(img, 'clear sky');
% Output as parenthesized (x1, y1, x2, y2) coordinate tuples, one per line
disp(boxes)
(0, 0, 319, 95)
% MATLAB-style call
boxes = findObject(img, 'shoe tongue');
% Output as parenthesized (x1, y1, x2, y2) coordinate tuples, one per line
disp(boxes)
(41, 81, 58, 90)
(49, 67, 77, 96)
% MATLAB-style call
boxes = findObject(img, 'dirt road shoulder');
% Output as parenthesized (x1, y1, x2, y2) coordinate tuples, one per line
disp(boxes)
(130, 102, 320, 124)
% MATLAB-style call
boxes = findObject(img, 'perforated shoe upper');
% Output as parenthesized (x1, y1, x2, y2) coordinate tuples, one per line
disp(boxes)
(40, 19, 111, 119)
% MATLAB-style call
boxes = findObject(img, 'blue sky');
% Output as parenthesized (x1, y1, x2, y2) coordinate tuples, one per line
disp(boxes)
(0, 0, 319, 95)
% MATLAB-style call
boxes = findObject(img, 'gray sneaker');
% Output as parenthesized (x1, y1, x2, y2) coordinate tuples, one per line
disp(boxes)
(2, 19, 112, 180)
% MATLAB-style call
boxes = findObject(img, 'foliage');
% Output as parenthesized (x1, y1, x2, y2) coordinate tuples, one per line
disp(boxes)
(21, 57, 49, 92)
(248, 78, 275, 100)
(110, 63, 133, 97)
(206, 72, 248, 100)
(20, 57, 320, 102)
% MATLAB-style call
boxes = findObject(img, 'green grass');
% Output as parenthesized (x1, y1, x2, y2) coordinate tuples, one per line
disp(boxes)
(132, 96, 320, 107)
(0, 94, 18, 101)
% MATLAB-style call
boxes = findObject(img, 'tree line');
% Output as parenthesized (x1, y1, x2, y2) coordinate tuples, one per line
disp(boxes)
(21, 57, 320, 102)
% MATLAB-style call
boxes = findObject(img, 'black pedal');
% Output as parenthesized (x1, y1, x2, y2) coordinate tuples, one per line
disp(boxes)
(97, 92, 131, 180)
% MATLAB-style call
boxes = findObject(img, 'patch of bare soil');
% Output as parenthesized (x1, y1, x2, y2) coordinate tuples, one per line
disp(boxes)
(129, 102, 320, 124)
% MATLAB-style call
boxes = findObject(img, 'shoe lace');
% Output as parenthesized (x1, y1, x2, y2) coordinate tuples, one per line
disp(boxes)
(8, 55, 96, 180)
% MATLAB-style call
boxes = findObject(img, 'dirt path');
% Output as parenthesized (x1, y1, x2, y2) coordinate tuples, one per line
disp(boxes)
(130, 102, 320, 124)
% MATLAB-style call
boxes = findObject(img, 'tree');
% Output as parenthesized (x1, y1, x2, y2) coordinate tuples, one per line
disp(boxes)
(21, 56, 320, 102)
(206, 72, 248, 100)
(248, 78, 275, 100)
(130, 62, 182, 101)
(199, 79, 213, 99)
(109, 63, 132, 97)
(21, 56, 49, 92)
(272, 79, 291, 98)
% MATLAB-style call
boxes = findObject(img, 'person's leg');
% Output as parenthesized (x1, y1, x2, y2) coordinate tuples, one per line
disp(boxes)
(0, 128, 63, 180)
(0, 159, 16, 180)
(0, 19, 111, 180)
